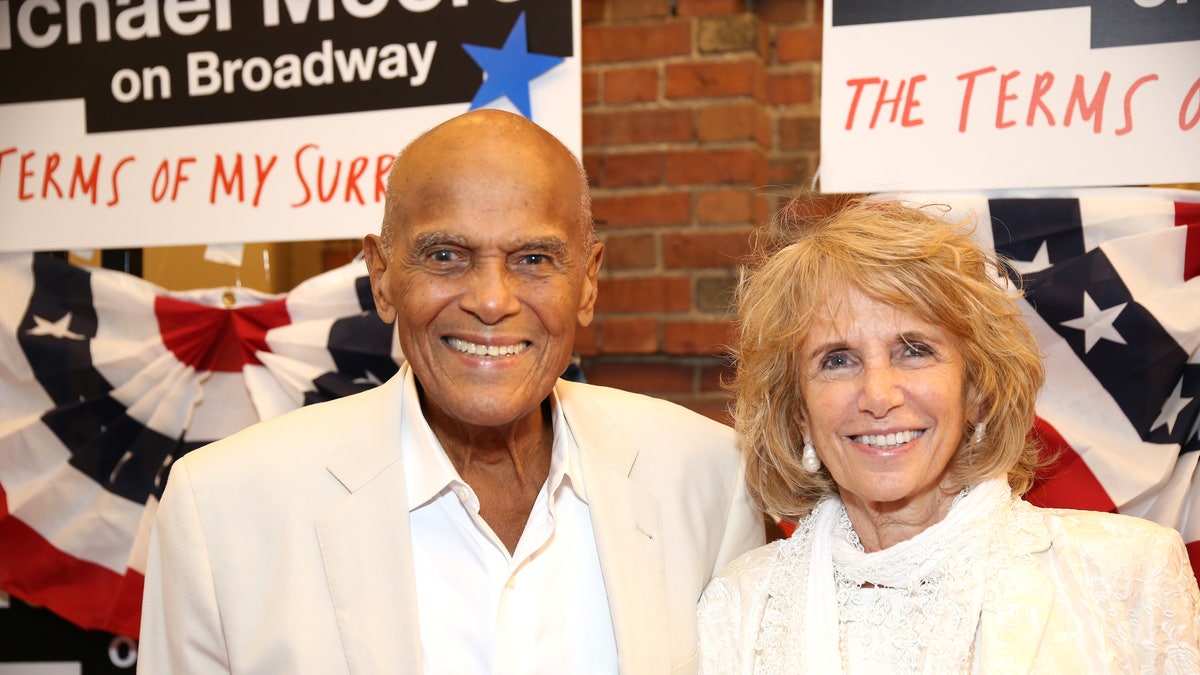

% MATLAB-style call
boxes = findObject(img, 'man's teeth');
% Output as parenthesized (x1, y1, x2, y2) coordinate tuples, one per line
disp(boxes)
(853, 429, 924, 449)
(446, 338, 529, 357)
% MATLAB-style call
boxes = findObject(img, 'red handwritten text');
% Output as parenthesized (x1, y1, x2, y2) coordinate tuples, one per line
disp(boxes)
(291, 144, 394, 207)
(211, 153, 278, 205)
(0, 148, 133, 206)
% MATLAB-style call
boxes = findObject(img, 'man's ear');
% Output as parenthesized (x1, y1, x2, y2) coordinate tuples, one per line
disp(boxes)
(576, 242, 604, 327)
(362, 234, 397, 324)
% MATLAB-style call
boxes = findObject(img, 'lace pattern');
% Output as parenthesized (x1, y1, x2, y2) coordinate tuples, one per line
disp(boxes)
(697, 477, 1200, 674)
(830, 490, 992, 673)
(755, 480, 1008, 673)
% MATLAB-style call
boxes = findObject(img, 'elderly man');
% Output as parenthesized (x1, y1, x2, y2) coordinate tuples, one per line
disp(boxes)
(137, 109, 764, 674)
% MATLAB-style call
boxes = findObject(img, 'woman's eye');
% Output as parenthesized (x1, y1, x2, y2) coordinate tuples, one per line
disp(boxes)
(903, 343, 933, 358)
(821, 353, 851, 369)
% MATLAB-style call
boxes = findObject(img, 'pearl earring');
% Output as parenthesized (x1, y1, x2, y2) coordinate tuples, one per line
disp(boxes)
(801, 442, 821, 472)
(973, 421, 987, 445)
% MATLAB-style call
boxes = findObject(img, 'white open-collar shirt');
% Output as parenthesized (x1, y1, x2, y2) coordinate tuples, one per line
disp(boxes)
(401, 368, 618, 674)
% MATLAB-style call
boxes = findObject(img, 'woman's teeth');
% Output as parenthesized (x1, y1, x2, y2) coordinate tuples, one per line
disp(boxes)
(853, 429, 925, 449)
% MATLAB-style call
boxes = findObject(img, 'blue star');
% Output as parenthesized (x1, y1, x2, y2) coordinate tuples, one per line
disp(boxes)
(462, 12, 564, 118)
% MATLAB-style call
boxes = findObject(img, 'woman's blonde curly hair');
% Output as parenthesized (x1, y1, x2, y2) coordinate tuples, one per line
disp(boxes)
(731, 196, 1047, 521)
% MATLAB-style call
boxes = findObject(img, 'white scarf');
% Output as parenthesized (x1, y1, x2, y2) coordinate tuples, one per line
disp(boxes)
(758, 477, 1013, 674)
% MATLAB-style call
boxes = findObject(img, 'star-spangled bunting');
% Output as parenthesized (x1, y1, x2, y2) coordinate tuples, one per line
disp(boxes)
(462, 12, 564, 118)
(0, 254, 403, 640)
(1060, 292, 1128, 353)
(884, 188, 1200, 576)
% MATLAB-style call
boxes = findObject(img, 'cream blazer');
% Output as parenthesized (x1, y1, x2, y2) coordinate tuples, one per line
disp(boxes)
(697, 500, 1200, 673)
(138, 367, 765, 674)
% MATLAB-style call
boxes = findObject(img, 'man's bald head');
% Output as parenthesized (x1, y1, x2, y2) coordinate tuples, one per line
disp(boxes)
(379, 110, 594, 256)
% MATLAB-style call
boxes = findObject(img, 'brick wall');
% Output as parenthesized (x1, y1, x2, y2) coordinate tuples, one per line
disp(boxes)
(577, 0, 822, 422)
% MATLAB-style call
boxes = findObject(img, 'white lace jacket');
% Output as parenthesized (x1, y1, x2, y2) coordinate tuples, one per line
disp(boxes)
(698, 501, 1200, 674)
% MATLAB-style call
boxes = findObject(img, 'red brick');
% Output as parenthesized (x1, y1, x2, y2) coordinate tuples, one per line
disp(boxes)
(663, 320, 735, 356)
(697, 188, 753, 224)
(600, 317, 660, 353)
(585, 360, 695, 394)
(581, 0, 607, 22)
(583, 109, 694, 146)
(611, 0, 673, 20)
(699, 360, 736, 392)
(678, 0, 746, 16)
(664, 148, 764, 185)
(776, 25, 822, 63)
(665, 61, 761, 99)
(574, 322, 600, 356)
(752, 188, 776, 224)
(754, 0, 814, 24)
(604, 66, 660, 104)
(592, 192, 690, 228)
(604, 152, 664, 188)
(663, 228, 754, 268)
(775, 194, 857, 226)
(696, 102, 753, 142)
(697, 14, 759, 54)
(602, 232, 658, 270)
(695, 273, 738, 312)
(755, 106, 772, 146)
(595, 276, 692, 312)
(778, 115, 820, 151)
(767, 71, 815, 105)
(697, 102, 767, 143)
(583, 154, 603, 187)
(582, 70, 600, 105)
(666, 394, 733, 424)
(767, 158, 807, 186)
(764, 157, 820, 193)
(582, 22, 691, 63)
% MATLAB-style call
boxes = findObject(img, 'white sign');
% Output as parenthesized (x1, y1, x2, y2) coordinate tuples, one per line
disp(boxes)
(820, 1, 1200, 193)
(0, 2, 581, 252)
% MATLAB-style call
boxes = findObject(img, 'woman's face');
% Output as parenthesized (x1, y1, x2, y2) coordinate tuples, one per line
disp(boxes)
(799, 286, 972, 519)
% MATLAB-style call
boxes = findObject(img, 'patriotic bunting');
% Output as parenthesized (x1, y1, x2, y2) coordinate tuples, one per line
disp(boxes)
(881, 188, 1200, 575)
(0, 253, 401, 638)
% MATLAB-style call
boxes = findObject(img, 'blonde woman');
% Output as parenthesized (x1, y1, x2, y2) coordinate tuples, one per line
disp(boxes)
(699, 197, 1200, 673)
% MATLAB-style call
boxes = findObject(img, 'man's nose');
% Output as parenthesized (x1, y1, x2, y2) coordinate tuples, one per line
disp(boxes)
(460, 261, 521, 324)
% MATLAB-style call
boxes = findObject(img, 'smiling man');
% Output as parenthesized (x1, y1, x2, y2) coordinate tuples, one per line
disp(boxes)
(137, 109, 764, 675)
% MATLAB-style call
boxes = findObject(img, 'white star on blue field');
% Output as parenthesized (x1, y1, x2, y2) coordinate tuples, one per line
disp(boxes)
(462, 12, 565, 118)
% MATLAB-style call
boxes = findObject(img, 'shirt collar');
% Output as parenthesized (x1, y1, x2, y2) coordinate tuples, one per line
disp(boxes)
(400, 366, 587, 511)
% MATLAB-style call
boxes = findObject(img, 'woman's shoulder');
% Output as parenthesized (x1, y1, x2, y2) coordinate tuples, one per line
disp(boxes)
(712, 538, 788, 584)
(1022, 502, 1189, 566)
(700, 539, 787, 627)
(1037, 505, 1183, 543)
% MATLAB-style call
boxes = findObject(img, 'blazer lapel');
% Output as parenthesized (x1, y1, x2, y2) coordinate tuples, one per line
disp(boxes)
(978, 501, 1054, 672)
(561, 383, 672, 674)
(315, 373, 424, 674)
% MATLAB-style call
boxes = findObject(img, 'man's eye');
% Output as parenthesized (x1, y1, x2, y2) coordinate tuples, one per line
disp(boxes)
(429, 249, 457, 263)
(517, 254, 551, 265)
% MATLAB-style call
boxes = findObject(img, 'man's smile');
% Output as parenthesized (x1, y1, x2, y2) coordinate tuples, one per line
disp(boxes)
(444, 337, 531, 357)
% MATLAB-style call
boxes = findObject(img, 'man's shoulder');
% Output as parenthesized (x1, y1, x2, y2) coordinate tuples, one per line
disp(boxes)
(557, 379, 734, 439)
(556, 379, 739, 475)
(180, 382, 389, 471)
